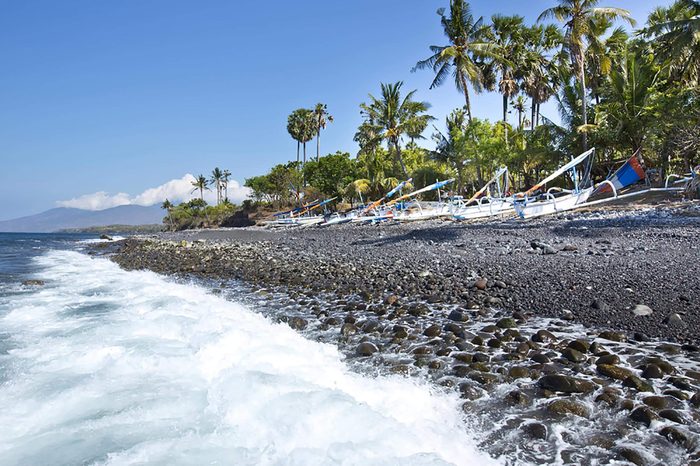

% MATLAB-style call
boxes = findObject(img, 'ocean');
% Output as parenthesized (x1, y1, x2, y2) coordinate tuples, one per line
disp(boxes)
(0, 233, 494, 466)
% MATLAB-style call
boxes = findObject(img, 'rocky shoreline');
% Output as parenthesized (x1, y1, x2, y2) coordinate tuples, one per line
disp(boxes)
(104, 203, 700, 465)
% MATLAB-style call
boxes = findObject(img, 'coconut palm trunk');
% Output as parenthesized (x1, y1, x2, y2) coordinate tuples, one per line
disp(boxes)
(579, 55, 589, 151)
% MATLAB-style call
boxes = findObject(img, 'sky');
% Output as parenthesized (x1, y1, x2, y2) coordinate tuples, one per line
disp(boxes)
(0, 0, 671, 220)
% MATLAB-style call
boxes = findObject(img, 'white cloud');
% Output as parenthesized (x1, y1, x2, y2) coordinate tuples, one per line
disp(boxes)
(57, 191, 132, 210)
(56, 174, 251, 211)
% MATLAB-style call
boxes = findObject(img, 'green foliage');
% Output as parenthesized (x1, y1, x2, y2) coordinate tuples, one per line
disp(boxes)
(245, 162, 303, 207)
(302, 152, 359, 199)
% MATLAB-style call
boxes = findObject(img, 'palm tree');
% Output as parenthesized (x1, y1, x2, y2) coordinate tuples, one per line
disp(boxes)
(222, 169, 232, 202)
(490, 15, 525, 130)
(431, 108, 469, 193)
(190, 174, 210, 201)
(288, 109, 315, 164)
(642, 0, 700, 86)
(210, 167, 224, 205)
(585, 18, 628, 104)
(312, 103, 333, 161)
(160, 199, 174, 230)
(512, 95, 528, 130)
(413, 0, 500, 122)
(287, 110, 305, 163)
(538, 0, 635, 150)
(299, 109, 316, 166)
(359, 82, 433, 177)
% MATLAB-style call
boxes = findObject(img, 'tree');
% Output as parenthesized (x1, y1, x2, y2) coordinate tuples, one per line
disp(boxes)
(431, 108, 470, 193)
(287, 110, 304, 163)
(160, 199, 173, 230)
(539, 0, 635, 151)
(312, 103, 333, 162)
(490, 15, 525, 130)
(303, 151, 359, 200)
(643, 0, 700, 86)
(597, 47, 661, 154)
(222, 169, 232, 202)
(190, 174, 210, 201)
(413, 0, 500, 122)
(360, 81, 433, 177)
(520, 24, 564, 130)
(512, 95, 528, 129)
(210, 167, 224, 205)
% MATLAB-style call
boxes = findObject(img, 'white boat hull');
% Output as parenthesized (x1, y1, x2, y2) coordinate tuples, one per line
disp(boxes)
(452, 199, 514, 221)
(514, 187, 594, 219)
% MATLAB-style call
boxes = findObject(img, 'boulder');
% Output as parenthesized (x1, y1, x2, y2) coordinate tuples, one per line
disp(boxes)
(547, 399, 590, 418)
(538, 375, 596, 394)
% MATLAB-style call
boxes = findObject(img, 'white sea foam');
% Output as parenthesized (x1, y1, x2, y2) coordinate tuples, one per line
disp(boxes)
(0, 250, 498, 466)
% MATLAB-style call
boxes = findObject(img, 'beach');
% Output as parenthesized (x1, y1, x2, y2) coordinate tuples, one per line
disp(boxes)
(106, 201, 700, 464)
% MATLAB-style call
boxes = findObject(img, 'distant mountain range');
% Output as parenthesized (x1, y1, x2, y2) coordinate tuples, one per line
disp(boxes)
(0, 205, 165, 233)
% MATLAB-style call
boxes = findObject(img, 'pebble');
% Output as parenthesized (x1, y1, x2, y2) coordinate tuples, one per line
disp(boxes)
(356, 342, 378, 356)
(632, 304, 653, 316)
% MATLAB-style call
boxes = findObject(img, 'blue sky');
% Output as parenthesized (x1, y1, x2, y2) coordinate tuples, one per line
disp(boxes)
(0, 0, 669, 220)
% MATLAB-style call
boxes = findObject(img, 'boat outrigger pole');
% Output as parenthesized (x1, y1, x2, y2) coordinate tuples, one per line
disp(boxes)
(523, 148, 595, 196)
(385, 179, 455, 207)
(363, 178, 412, 214)
(464, 167, 509, 205)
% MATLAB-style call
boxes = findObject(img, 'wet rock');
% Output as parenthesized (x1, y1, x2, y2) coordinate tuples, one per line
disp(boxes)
(568, 339, 590, 353)
(641, 364, 664, 379)
(505, 389, 529, 405)
(663, 313, 685, 326)
(632, 304, 653, 316)
(288, 316, 308, 330)
(451, 352, 473, 363)
(474, 277, 487, 290)
(659, 409, 686, 424)
(623, 375, 654, 392)
(412, 346, 433, 356)
(595, 388, 619, 407)
(393, 325, 409, 339)
(356, 342, 378, 357)
(384, 294, 398, 306)
(467, 371, 499, 385)
(486, 338, 502, 349)
(538, 375, 596, 394)
(472, 352, 489, 363)
(644, 357, 676, 375)
(589, 342, 606, 355)
(423, 324, 441, 337)
(561, 309, 574, 321)
(521, 422, 547, 440)
(100, 234, 113, 240)
(340, 323, 358, 337)
(508, 366, 530, 379)
(561, 348, 587, 363)
(458, 382, 481, 400)
(595, 354, 620, 365)
(471, 336, 484, 346)
(615, 447, 648, 466)
(496, 318, 516, 329)
(547, 399, 590, 418)
(532, 329, 557, 343)
(669, 377, 695, 391)
(630, 406, 659, 426)
(21, 279, 45, 286)
(642, 396, 668, 410)
(659, 426, 691, 449)
(597, 364, 634, 381)
(447, 310, 468, 322)
(599, 331, 626, 342)
(531, 353, 550, 364)
(691, 392, 700, 407)
(664, 389, 689, 401)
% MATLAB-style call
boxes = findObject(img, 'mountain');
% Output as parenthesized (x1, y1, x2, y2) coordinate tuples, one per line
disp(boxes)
(0, 205, 165, 233)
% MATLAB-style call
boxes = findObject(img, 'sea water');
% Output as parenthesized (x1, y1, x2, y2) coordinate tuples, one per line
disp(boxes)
(0, 233, 497, 466)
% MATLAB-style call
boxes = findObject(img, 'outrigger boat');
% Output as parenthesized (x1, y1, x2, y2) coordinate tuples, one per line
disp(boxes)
(267, 197, 336, 226)
(387, 179, 456, 221)
(452, 167, 513, 221)
(513, 148, 596, 219)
